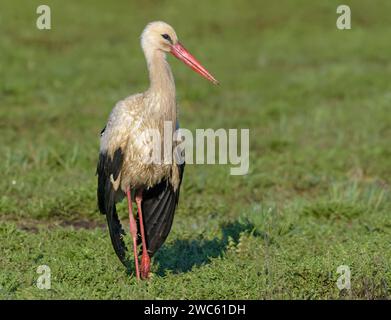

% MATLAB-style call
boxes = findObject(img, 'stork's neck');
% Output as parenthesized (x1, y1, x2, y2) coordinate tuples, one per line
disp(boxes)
(145, 50, 176, 103)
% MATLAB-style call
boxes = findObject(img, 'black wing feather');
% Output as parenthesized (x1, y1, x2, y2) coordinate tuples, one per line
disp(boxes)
(97, 141, 185, 263)
(139, 163, 185, 256)
(97, 148, 128, 266)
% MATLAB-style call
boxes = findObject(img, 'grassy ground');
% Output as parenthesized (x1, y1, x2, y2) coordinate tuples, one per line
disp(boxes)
(1, 0, 390, 299)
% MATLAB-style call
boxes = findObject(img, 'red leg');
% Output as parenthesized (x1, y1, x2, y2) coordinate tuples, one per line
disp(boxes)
(126, 189, 140, 280)
(135, 190, 151, 279)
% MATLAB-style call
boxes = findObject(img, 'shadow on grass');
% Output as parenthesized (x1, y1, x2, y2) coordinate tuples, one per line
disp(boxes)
(153, 220, 263, 276)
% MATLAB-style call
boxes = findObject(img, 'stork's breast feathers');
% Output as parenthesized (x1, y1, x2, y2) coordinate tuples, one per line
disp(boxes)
(99, 93, 179, 191)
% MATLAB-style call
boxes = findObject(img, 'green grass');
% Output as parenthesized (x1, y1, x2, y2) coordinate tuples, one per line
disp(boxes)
(1, 0, 390, 299)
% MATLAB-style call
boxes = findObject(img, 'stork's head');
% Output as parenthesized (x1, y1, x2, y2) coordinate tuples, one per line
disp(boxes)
(141, 21, 219, 85)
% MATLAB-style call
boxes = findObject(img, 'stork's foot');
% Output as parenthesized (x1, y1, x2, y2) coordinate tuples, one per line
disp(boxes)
(140, 252, 151, 279)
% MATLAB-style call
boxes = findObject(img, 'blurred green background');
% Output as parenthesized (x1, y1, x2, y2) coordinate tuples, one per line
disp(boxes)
(0, 0, 390, 299)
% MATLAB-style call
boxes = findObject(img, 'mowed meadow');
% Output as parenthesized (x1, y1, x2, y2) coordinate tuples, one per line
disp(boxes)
(0, 0, 390, 299)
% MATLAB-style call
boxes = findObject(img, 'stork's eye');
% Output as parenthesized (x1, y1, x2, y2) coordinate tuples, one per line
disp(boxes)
(161, 34, 171, 41)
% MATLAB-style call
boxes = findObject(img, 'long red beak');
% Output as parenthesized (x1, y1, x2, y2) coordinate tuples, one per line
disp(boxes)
(170, 42, 219, 85)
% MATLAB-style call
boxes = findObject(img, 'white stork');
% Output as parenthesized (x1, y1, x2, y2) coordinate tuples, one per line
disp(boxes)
(97, 21, 218, 280)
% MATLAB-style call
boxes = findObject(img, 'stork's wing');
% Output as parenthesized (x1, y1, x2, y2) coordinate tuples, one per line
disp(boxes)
(139, 163, 185, 256)
(97, 147, 128, 265)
